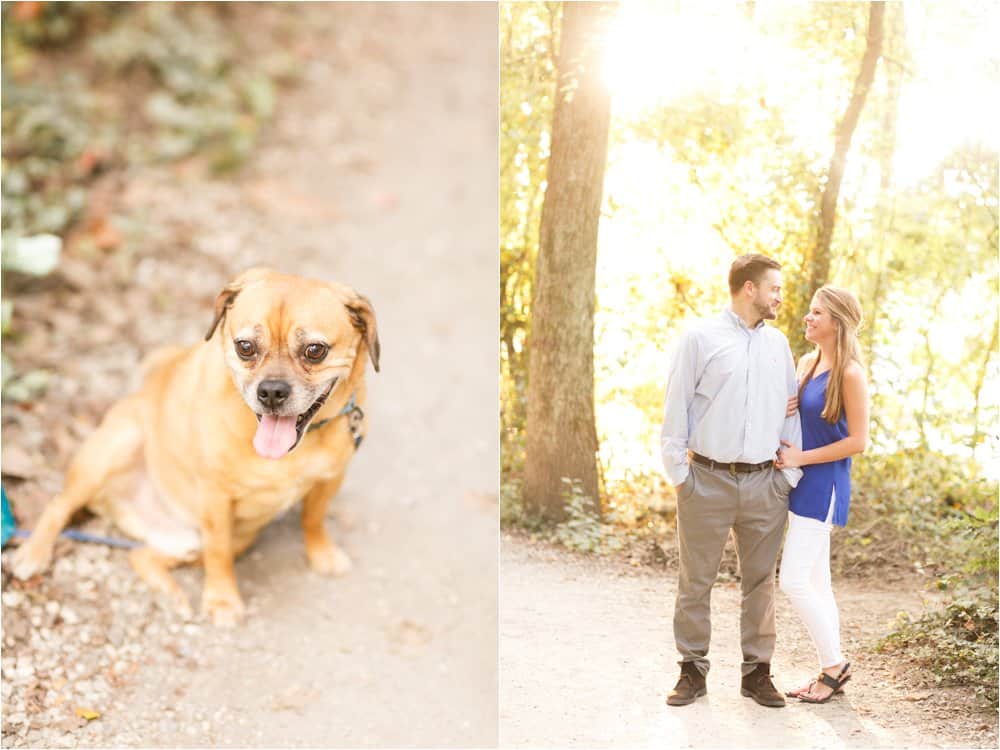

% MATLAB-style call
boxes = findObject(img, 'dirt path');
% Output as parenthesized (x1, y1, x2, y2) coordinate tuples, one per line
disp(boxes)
(2, 4, 497, 748)
(500, 536, 997, 749)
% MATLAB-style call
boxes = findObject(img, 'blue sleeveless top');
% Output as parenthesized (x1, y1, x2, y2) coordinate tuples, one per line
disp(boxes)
(788, 370, 851, 527)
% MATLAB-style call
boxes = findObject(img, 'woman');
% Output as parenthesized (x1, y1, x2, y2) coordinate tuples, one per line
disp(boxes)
(775, 286, 870, 704)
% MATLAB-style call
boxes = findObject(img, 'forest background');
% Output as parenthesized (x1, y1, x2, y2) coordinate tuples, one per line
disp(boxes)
(500, 0, 998, 707)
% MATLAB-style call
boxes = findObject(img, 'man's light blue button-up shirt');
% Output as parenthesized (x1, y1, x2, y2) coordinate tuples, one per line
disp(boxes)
(661, 308, 803, 488)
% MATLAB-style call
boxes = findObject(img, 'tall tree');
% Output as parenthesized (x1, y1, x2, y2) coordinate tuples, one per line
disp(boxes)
(783, 1, 885, 357)
(971, 313, 998, 461)
(500, 2, 560, 476)
(862, 3, 906, 365)
(523, 1, 615, 521)
(810, 2, 885, 294)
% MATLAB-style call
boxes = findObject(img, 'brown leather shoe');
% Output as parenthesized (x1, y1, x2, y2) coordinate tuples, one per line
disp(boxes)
(666, 662, 707, 706)
(740, 663, 786, 707)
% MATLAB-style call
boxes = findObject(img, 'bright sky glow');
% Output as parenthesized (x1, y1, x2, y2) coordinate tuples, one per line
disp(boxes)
(602, 0, 1000, 187)
(602, 4, 753, 111)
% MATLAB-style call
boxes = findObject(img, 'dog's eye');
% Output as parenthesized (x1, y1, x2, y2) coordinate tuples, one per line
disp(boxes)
(235, 340, 257, 360)
(304, 343, 328, 362)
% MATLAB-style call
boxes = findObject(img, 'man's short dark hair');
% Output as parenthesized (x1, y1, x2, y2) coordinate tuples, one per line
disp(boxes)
(728, 254, 781, 295)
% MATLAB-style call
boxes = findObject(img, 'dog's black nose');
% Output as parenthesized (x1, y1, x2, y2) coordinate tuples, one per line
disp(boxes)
(257, 380, 291, 410)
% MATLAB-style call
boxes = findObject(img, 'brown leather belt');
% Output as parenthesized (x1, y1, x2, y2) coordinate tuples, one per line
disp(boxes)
(690, 452, 773, 476)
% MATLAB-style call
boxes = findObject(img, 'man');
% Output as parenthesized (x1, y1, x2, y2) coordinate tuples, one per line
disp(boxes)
(661, 254, 803, 708)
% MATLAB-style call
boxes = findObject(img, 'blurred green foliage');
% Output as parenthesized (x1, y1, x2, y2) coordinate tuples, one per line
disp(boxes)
(1, 76, 95, 238)
(2, 2, 280, 244)
(1, 1, 109, 47)
(839, 449, 998, 576)
(89, 3, 276, 171)
(1, 1, 284, 402)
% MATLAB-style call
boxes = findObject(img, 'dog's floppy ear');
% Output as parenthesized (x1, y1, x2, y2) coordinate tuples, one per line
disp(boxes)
(346, 294, 380, 373)
(205, 268, 274, 341)
(205, 282, 240, 341)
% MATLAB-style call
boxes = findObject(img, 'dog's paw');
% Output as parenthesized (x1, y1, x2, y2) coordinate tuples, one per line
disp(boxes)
(201, 589, 245, 627)
(9, 540, 52, 581)
(307, 541, 353, 577)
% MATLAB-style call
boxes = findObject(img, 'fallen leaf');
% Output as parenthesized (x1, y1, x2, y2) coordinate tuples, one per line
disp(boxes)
(88, 217, 122, 251)
(74, 708, 100, 721)
(76, 148, 108, 177)
(12, 2, 43, 22)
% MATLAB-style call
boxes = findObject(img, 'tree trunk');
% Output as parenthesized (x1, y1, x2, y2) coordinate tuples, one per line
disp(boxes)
(809, 1, 885, 297)
(523, 1, 614, 522)
(971, 312, 998, 461)
(916, 288, 947, 450)
(864, 4, 904, 370)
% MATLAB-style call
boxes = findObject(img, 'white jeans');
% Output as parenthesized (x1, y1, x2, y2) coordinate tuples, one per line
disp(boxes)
(779, 490, 844, 668)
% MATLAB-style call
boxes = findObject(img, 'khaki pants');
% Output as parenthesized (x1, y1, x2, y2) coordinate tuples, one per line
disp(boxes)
(674, 462, 791, 676)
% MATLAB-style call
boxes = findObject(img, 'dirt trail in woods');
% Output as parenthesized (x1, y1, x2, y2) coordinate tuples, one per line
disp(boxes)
(2, 4, 498, 748)
(500, 536, 997, 749)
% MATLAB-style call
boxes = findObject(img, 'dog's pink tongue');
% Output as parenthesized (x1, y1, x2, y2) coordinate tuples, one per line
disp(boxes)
(253, 415, 298, 460)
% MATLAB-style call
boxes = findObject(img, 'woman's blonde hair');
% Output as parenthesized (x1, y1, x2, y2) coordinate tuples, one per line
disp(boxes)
(799, 286, 864, 423)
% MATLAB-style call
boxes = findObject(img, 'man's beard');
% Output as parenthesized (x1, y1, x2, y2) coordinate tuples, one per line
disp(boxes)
(753, 296, 777, 321)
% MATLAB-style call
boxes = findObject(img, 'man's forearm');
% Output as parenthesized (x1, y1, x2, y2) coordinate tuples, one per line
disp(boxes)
(661, 434, 690, 487)
(779, 414, 804, 487)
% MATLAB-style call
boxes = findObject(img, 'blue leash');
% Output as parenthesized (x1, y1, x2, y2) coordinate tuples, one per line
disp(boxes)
(3, 486, 141, 550)
(12, 527, 142, 550)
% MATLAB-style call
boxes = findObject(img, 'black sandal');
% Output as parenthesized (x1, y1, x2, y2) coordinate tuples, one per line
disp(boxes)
(798, 662, 851, 704)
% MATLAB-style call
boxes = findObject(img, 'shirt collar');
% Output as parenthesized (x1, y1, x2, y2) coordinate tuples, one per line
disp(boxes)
(722, 307, 765, 332)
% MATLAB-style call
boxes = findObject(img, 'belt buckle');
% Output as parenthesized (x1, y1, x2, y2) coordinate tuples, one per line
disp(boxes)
(728, 462, 737, 478)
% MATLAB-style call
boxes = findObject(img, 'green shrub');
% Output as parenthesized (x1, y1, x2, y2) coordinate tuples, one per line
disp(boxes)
(877, 596, 999, 707)
(2, 4, 280, 247)
(858, 449, 999, 707)
(88, 4, 276, 173)
(500, 478, 543, 532)
(500, 476, 624, 554)
(836, 448, 998, 575)
(552, 478, 622, 554)
(1, 2, 115, 48)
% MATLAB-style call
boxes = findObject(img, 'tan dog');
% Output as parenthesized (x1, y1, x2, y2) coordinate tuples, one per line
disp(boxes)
(11, 268, 380, 626)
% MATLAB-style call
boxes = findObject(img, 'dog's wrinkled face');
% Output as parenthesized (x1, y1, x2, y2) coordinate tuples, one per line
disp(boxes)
(207, 269, 379, 460)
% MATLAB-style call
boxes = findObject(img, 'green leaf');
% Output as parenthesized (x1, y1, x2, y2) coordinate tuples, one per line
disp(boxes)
(243, 73, 275, 120)
(2, 369, 50, 402)
(1, 234, 61, 276)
